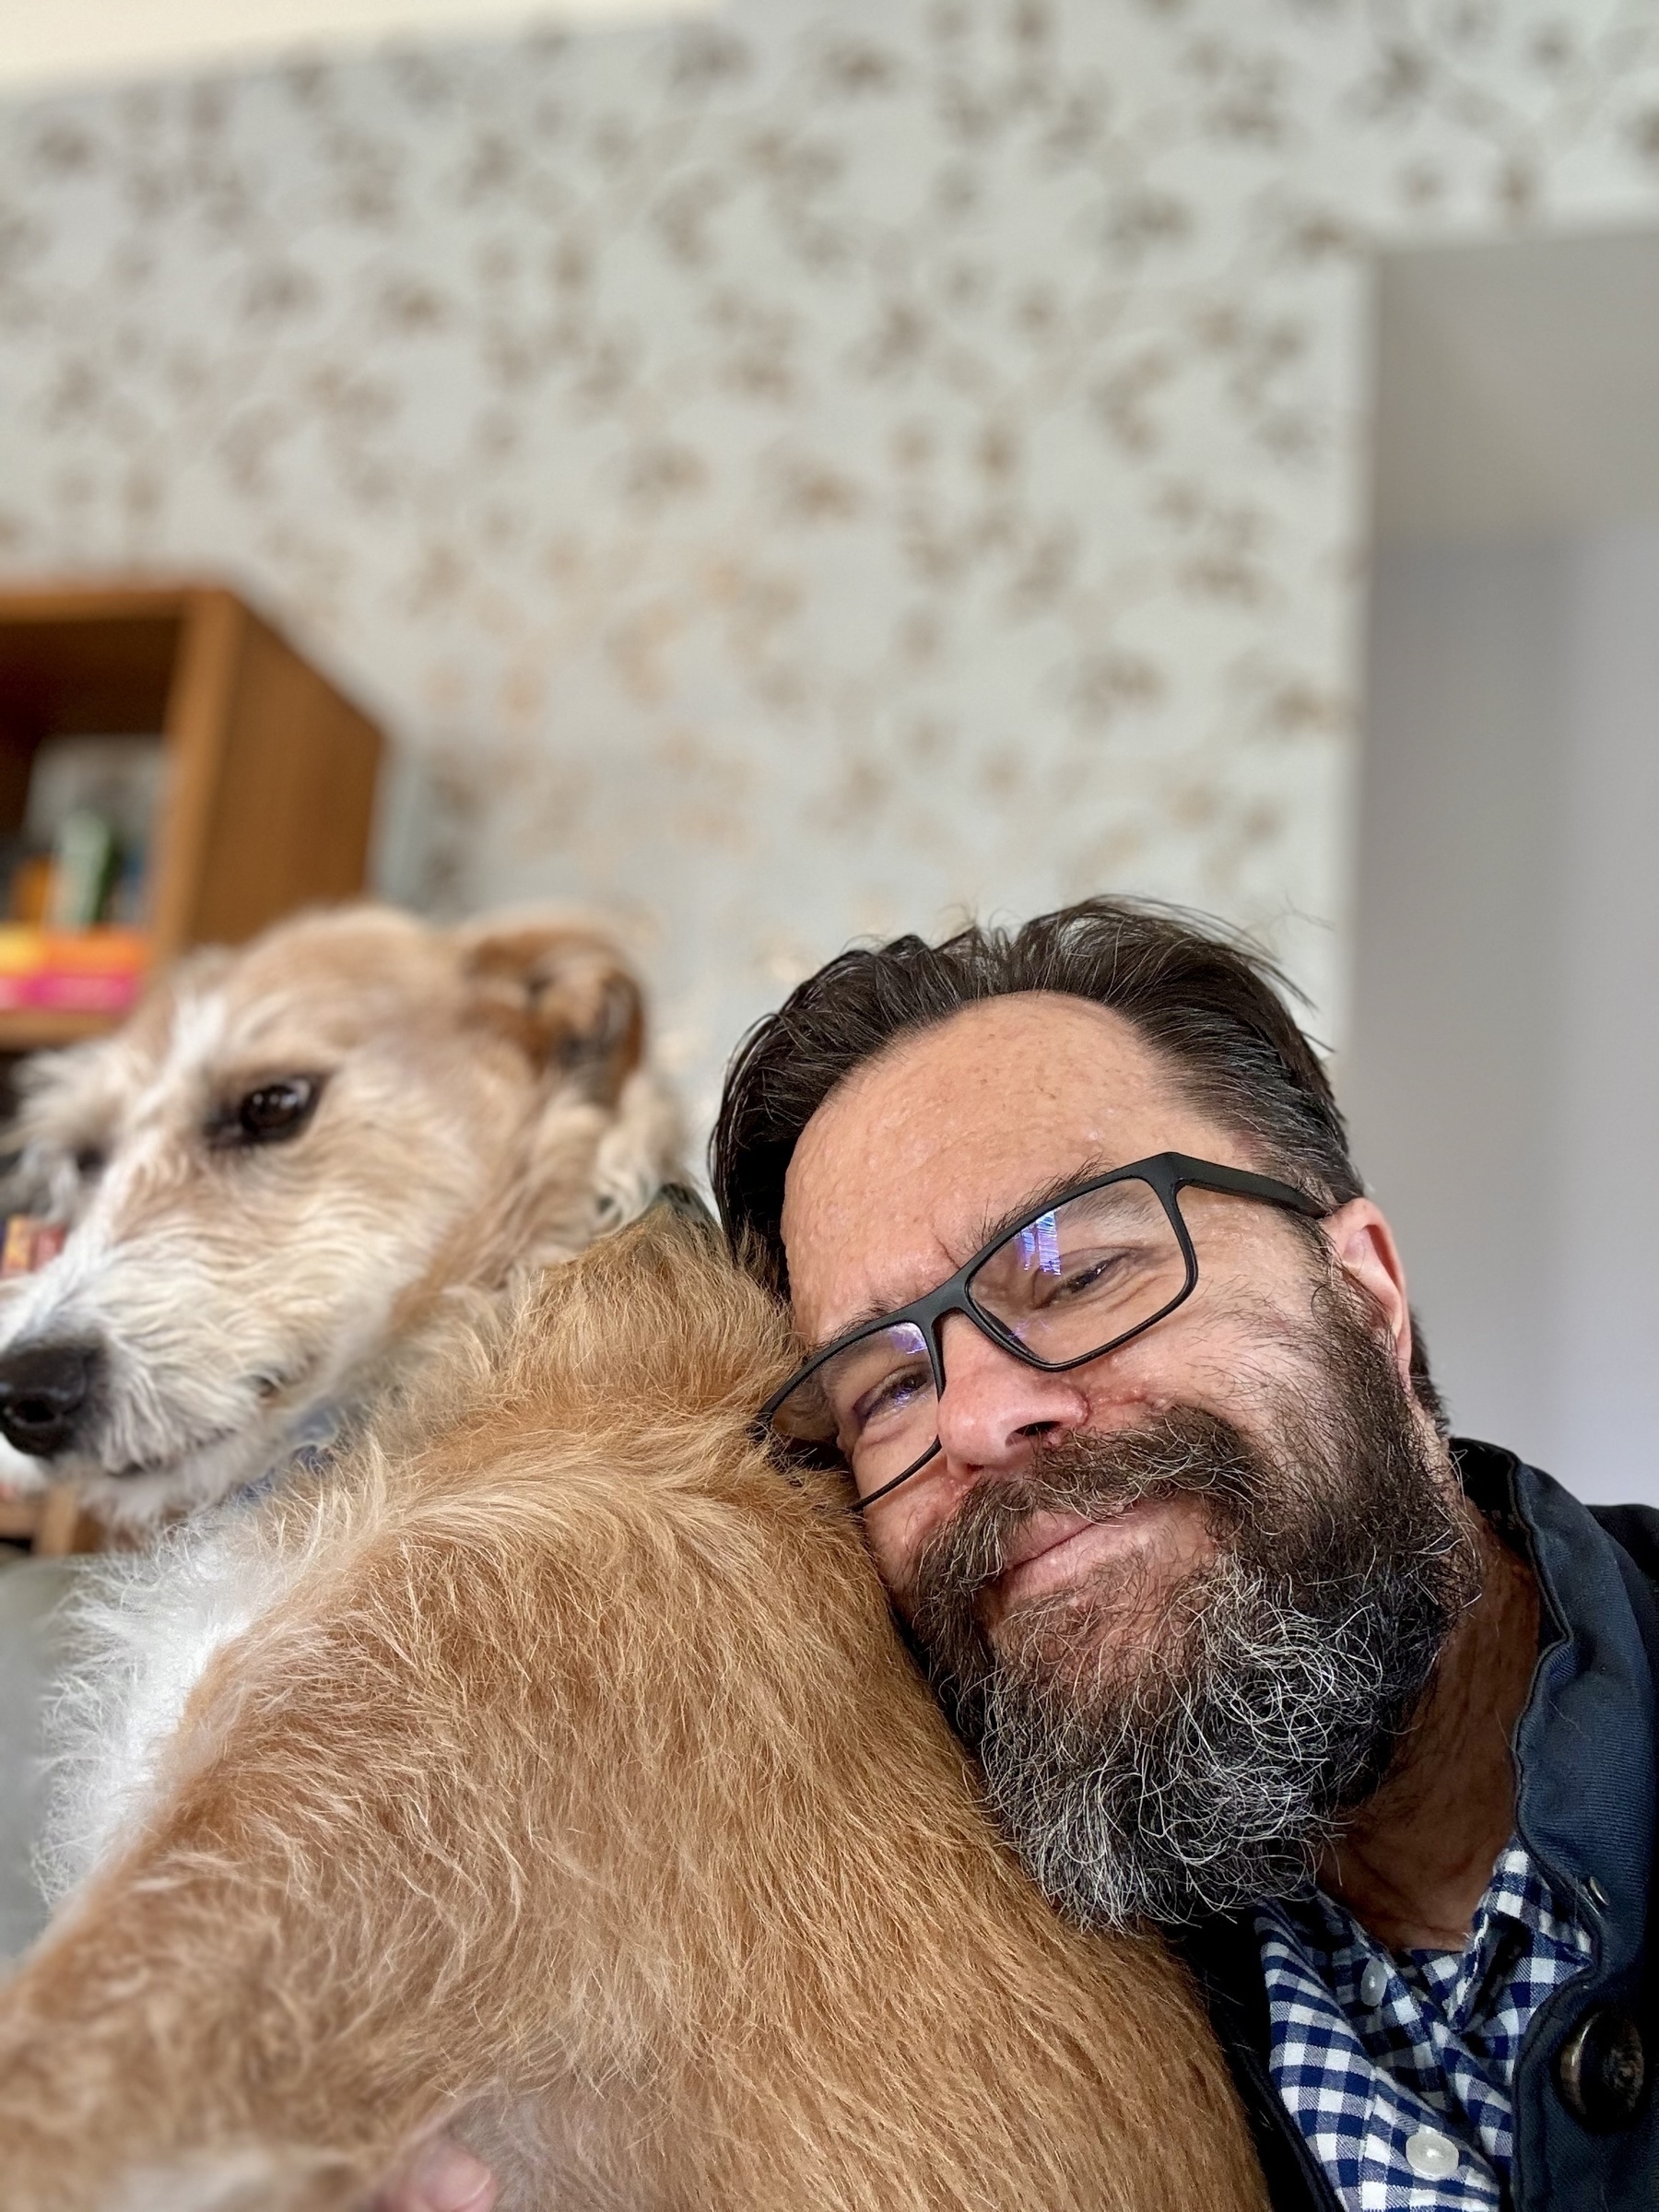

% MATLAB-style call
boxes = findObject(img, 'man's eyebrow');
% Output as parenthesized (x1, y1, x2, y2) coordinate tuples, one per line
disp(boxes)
(805, 1154, 1124, 1356)
(967, 1156, 1121, 1255)
(805, 1300, 901, 1357)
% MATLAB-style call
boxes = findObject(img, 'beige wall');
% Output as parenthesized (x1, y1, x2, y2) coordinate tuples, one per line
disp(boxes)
(1355, 522, 1659, 1502)
(1352, 231, 1659, 1501)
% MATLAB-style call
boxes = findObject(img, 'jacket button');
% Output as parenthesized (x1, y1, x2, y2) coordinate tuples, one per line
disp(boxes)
(1557, 2008, 1647, 2130)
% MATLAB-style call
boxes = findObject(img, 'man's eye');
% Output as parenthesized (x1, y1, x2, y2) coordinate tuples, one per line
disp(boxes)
(850, 1362, 933, 1432)
(211, 1077, 323, 1148)
(1038, 1248, 1138, 1304)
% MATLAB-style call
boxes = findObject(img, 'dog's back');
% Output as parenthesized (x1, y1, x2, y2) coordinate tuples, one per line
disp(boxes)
(0, 1209, 1266, 2212)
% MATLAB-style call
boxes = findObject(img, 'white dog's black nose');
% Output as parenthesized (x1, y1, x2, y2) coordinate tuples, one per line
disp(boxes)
(0, 1339, 101, 1458)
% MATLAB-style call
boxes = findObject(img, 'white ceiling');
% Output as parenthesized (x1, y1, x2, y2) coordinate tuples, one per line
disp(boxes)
(1373, 227, 1659, 542)
(0, 0, 712, 93)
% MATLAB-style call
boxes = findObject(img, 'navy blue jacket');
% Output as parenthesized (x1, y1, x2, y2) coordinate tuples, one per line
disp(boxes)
(1174, 1440, 1659, 2210)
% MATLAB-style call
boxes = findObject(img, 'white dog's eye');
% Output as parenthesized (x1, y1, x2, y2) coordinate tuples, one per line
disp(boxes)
(210, 1077, 324, 1149)
(74, 1147, 105, 1178)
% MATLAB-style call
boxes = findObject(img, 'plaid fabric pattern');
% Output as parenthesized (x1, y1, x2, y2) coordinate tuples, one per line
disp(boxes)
(1255, 1841, 1593, 2210)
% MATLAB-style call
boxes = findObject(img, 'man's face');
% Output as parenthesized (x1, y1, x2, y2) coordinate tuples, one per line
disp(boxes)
(780, 992, 1477, 1924)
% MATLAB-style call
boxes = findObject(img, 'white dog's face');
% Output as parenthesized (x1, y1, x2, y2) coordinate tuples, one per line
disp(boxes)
(0, 906, 676, 1527)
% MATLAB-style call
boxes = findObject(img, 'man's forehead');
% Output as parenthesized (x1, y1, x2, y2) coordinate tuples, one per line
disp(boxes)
(780, 993, 1218, 1335)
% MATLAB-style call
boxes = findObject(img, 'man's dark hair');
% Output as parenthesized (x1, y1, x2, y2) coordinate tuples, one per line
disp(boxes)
(711, 896, 1445, 1428)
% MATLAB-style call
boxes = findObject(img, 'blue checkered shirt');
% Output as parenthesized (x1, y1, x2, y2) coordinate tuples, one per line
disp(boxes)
(1254, 1841, 1594, 2208)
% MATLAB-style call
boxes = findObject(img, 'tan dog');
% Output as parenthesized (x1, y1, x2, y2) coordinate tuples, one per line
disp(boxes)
(0, 904, 679, 1529)
(0, 1204, 1267, 2212)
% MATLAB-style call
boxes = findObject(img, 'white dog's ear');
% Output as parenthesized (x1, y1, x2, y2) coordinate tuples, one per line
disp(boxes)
(456, 915, 644, 1107)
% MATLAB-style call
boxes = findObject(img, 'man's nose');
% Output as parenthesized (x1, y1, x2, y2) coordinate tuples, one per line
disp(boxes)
(0, 1338, 102, 1459)
(933, 1312, 1090, 1473)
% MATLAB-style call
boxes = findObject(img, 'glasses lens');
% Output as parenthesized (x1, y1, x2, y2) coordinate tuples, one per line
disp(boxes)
(768, 1320, 937, 1494)
(969, 1176, 1189, 1363)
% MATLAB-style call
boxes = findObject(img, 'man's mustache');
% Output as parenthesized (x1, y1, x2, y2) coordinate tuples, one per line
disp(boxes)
(903, 1407, 1260, 1616)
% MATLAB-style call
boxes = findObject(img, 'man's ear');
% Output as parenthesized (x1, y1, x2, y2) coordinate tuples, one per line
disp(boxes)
(455, 913, 645, 1106)
(1322, 1196, 1415, 1393)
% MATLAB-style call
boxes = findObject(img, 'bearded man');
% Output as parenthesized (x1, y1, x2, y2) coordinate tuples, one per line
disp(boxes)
(389, 898, 1657, 2212)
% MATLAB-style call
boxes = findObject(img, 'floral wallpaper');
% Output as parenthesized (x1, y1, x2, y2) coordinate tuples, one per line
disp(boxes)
(4, 0, 1659, 1126)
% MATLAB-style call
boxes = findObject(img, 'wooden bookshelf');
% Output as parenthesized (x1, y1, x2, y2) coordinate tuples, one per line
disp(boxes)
(0, 1006, 116, 1050)
(0, 581, 384, 1552)
(0, 581, 383, 1046)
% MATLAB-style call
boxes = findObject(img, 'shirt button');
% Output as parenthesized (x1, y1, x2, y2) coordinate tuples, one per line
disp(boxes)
(1359, 1958, 1389, 2008)
(1405, 2128, 1461, 2179)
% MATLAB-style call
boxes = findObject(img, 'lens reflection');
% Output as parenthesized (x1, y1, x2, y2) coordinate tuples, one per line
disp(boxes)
(970, 1178, 1188, 1360)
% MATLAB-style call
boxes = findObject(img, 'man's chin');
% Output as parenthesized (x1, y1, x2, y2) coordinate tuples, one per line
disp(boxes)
(986, 1519, 1218, 1686)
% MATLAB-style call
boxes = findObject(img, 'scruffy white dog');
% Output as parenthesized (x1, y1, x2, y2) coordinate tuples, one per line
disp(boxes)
(0, 903, 679, 1531)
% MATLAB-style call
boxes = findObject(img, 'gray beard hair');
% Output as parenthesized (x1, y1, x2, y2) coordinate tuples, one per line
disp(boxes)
(901, 1291, 1481, 1928)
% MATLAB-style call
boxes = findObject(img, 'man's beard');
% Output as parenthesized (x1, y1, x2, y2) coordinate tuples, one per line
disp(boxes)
(898, 1283, 1481, 1927)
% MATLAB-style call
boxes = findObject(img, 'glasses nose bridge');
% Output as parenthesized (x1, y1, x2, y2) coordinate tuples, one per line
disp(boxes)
(922, 1284, 1031, 1404)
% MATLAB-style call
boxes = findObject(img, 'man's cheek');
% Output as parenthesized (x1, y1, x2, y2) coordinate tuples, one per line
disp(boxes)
(870, 1488, 960, 1599)
(1097, 1301, 1302, 1417)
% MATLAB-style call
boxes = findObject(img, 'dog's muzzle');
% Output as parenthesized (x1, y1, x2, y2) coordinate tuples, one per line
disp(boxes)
(0, 1336, 103, 1458)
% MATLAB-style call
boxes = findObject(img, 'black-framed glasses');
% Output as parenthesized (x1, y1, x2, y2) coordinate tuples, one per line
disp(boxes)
(759, 1150, 1325, 1512)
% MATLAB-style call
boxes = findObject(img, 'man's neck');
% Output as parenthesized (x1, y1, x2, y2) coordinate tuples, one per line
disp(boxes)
(1314, 1504, 1540, 1953)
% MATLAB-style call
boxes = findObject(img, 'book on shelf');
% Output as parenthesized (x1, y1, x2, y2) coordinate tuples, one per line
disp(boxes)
(6, 733, 163, 935)
(0, 926, 148, 1014)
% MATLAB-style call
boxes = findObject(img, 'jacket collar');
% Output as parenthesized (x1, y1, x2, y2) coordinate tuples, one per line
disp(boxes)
(1455, 1438, 1656, 1984)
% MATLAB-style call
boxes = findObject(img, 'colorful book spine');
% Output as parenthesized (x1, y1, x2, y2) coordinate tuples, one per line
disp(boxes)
(0, 927, 148, 1014)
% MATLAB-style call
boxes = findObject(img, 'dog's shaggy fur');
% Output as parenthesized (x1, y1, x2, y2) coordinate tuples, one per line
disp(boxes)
(0, 1207, 1266, 2212)
(0, 904, 679, 1527)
